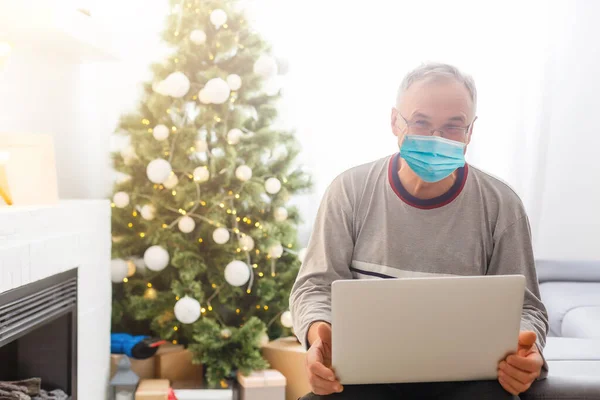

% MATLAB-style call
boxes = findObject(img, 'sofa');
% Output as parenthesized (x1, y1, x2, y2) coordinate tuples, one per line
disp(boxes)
(521, 260, 600, 399)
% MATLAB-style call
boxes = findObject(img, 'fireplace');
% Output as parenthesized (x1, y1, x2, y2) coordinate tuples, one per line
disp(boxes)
(0, 268, 78, 398)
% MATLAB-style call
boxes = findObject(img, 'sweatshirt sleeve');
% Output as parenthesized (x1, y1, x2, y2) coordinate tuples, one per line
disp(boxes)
(289, 175, 355, 348)
(487, 215, 550, 379)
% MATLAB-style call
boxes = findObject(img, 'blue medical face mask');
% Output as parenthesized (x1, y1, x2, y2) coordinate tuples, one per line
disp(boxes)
(399, 135, 466, 183)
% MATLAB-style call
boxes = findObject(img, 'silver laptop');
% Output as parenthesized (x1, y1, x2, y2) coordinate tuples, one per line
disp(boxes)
(332, 275, 525, 384)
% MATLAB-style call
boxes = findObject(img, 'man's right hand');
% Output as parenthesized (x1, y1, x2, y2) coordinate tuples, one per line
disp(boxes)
(306, 322, 343, 395)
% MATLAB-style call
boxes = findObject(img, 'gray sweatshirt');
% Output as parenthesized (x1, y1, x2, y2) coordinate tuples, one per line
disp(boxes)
(290, 154, 549, 375)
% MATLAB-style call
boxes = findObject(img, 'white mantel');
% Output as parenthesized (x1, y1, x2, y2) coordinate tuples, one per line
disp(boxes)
(0, 200, 111, 400)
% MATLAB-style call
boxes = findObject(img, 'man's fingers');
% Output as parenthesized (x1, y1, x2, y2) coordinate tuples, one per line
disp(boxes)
(518, 331, 537, 349)
(318, 322, 332, 346)
(499, 361, 536, 385)
(309, 361, 337, 382)
(506, 353, 542, 373)
(309, 374, 343, 395)
(499, 371, 529, 395)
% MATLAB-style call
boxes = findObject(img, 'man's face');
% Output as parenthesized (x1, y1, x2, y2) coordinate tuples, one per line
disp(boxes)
(391, 78, 476, 149)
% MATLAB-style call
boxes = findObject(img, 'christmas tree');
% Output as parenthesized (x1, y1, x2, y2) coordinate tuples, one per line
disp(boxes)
(109, 0, 311, 385)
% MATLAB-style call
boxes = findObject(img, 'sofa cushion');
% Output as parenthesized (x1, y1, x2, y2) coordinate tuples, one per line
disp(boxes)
(543, 337, 600, 360)
(539, 282, 600, 336)
(562, 306, 600, 338)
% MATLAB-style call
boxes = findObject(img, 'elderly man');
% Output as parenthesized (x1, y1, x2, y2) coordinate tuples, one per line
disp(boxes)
(290, 63, 549, 399)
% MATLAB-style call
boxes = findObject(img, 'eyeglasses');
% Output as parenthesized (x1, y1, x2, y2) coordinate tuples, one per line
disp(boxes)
(397, 113, 472, 142)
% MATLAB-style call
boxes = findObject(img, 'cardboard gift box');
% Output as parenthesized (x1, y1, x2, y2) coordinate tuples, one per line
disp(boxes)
(261, 337, 310, 400)
(111, 354, 156, 380)
(155, 346, 203, 384)
(237, 370, 285, 400)
(135, 379, 170, 400)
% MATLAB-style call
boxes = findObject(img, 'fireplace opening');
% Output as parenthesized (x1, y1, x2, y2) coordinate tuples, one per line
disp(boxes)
(0, 269, 77, 399)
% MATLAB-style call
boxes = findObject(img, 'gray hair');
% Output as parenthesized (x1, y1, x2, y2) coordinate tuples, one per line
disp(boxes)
(396, 62, 477, 115)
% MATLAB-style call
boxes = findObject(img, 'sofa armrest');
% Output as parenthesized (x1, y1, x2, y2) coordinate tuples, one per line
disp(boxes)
(521, 374, 600, 399)
(536, 259, 600, 283)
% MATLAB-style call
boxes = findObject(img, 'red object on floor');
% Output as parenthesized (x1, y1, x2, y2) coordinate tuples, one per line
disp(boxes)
(168, 388, 178, 400)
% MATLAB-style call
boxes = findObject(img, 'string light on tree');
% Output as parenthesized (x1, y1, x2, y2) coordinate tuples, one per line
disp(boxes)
(141, 204, 156, 220)
(144, 245, 170, 271)
(273, 207, 288, 222)
(113, 192, 130, 208)
(227, 128, 242, 145)
(144, 287, 158, 300)
(190, 29, 207, 45)
(153, 124, 170, 141)
(174, 296, 201, 324)
(224, 260, 250, 287)
(146, 159, 172, 183)
(235, 165, 252, 182)
(111, 259, 129, 283)
(280, 310, 293, 328)
(178, 216, 196, 233)
(192, 166, 210, 183)
(213, 227, 230, 244)
(239, 235, 255, 251)
(210, 9, 227, 28)
(226, 74, 242, 91)
(265, 177, 281, 194)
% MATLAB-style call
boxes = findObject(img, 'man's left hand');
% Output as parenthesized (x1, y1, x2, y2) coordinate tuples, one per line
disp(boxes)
(497, 331, 543, 395)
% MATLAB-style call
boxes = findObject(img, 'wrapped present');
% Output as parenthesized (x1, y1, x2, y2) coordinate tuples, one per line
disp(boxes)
(173, 379, 236, 400)
(237, 370, 285, 400)
(261, 337, 310, 400)
(111, 354, 155, 380)
(135, 379, 170, 400)
(155, 347, 203, 385)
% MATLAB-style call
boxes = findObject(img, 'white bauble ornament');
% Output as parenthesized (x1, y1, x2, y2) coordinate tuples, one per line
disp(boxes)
(190, 29, 207, 45)
(121, 145, 137, 164)
(220, 328, 232, 339)
(193, 166, 210, 183)
(141, 204, 156, 220)
(133, 257, 146, 274)
(198, 89, 212, 104)
(195, 139, 208, 153)
(224, 260, 250, 287)
(178, 216, 196, 233)
(111, 259, 129, 283)
(164, 71, 190, 98)
(298, 248, 308, 263)
(154, 80, 170, 96)
(205, 78, 230, 104)
(265, 177, 282, 194)
(144, 245, 170, 271)
(280, 310, 293, 328)
(163, 173, 179, 189)
(213, 227, 230, 244)
(211, 147, 225, 158)
(264, 77, 282, 96)
(153, 124, 170, 141)
(226, 74, 242, 91)
(146, 159, 172, 184)
(239, 235, 255, 251)
(227, 128, 242, 145)
(113, 192, 130, 208)
(273, 207, 288, 222)
(210, 9, 227, 28)
(254, 55, 278, 78)
(258, 332, 270, 347)
(235, 165, 252, 182)
(268, 243, 284, 259)
(174, 296, 201, 324)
